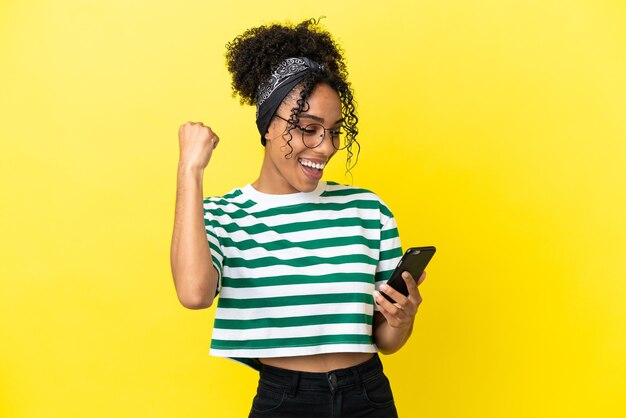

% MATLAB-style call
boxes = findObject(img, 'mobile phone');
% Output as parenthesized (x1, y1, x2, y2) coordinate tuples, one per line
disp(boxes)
(380, 246, 436, 303)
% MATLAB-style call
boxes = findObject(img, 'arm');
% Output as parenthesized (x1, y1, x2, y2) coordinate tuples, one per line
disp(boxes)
(372, 271, 426, 354)
(170, 122, 220, 309)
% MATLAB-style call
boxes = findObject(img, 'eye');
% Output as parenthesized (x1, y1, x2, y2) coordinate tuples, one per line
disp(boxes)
(297, 125, 317, 135)
(300, 124, 325, 136)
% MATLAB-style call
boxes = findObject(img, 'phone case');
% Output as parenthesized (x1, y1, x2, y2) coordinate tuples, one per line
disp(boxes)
(381, 246, 436, 303)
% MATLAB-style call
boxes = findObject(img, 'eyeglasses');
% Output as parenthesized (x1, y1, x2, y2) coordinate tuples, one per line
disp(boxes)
(274, 114, 347, 150)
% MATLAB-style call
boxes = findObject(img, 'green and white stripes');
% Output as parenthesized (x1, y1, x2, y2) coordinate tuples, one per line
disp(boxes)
(203, 181, 402, 367)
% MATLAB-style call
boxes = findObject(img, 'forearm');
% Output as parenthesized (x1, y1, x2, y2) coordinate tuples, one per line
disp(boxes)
(372, 312, 413, 354)
(170, 163, 217, 309)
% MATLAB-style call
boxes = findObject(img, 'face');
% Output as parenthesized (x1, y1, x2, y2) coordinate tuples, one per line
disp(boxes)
(259, 83, 343, 194)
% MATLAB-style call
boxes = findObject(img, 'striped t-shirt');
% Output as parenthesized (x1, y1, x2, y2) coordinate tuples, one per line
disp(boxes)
(203, 180, 403, 369)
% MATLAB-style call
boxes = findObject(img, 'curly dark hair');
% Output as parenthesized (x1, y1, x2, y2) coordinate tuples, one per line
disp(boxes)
(225, 18, 360, 172)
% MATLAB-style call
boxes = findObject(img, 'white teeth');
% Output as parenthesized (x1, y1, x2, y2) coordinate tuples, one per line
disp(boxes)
(299, 159, 325, 170)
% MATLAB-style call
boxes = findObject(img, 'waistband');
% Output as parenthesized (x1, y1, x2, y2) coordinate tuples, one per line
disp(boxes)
(258, 354, 384, 394)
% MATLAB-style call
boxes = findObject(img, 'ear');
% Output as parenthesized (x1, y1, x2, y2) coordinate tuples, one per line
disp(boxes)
(264, 118, 281, 144)
(263, 130, 272, 147)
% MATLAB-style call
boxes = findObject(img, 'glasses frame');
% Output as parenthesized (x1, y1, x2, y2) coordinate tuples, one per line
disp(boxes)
(274, 114, 347, 150)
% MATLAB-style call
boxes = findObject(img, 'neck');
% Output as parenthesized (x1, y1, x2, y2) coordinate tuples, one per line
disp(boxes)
(252, 151, 299, 194)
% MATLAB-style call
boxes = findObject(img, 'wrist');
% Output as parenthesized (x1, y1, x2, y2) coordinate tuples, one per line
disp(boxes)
(177, 162, 205, 176)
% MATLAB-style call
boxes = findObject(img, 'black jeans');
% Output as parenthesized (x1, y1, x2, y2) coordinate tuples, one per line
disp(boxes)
(249, 354, 398, 418)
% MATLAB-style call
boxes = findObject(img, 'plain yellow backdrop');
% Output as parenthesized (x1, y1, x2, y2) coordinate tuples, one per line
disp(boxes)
(1, 0, 625, 417)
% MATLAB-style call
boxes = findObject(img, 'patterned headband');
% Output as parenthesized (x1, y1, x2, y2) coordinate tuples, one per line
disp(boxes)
(255, 57, 325, 145)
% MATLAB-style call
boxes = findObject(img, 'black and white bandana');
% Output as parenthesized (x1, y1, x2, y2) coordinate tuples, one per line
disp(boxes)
(255, 57, 325, 145)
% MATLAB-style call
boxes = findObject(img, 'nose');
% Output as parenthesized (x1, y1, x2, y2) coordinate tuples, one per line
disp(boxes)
(316, 132, 335, 156)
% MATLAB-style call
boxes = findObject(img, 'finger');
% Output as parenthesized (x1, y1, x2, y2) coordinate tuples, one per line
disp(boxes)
(179, 121, 194, 134)
(401, 271, 419, 296)
(373, 296, 394, 324)
(373, 290, 402, 317)
(401, 272, 423, 308)
(204, 125, 217, 138)
(374, 291, 412, 329)
(416, 270, 426, 286)
(397, 273, 423, 312)
(378, 283, 408, 306)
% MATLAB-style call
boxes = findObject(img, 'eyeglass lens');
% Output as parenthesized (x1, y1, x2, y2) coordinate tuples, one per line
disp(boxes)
(301, 124, 345, 150)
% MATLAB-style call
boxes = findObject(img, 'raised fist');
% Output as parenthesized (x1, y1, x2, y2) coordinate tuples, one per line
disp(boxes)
(177, 122, 220, 170)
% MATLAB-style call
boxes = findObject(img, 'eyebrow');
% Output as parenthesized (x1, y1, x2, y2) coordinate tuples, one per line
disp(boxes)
(300, 113, 344, 125)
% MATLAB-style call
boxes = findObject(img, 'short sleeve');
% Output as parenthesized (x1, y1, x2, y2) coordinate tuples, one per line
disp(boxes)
(374, 203, 403, 310)
(203, 199, 224, 295)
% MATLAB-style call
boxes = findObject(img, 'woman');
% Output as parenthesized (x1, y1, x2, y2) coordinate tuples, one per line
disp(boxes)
(170, 19, 426, 417)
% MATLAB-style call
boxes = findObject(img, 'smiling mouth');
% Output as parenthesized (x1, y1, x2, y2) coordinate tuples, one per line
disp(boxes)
(298, 158, 326, 170)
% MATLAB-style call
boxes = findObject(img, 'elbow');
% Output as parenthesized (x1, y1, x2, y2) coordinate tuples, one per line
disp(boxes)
(178, 292, 214, 309)
(172, 272, 217, 310)
(376, 346, 401, 356)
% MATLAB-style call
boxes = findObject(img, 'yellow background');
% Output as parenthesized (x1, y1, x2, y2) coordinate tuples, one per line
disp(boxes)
(1, 0, 625, 417)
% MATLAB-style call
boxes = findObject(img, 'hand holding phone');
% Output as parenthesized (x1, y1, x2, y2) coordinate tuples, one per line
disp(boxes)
(380, 246, 436, 303)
